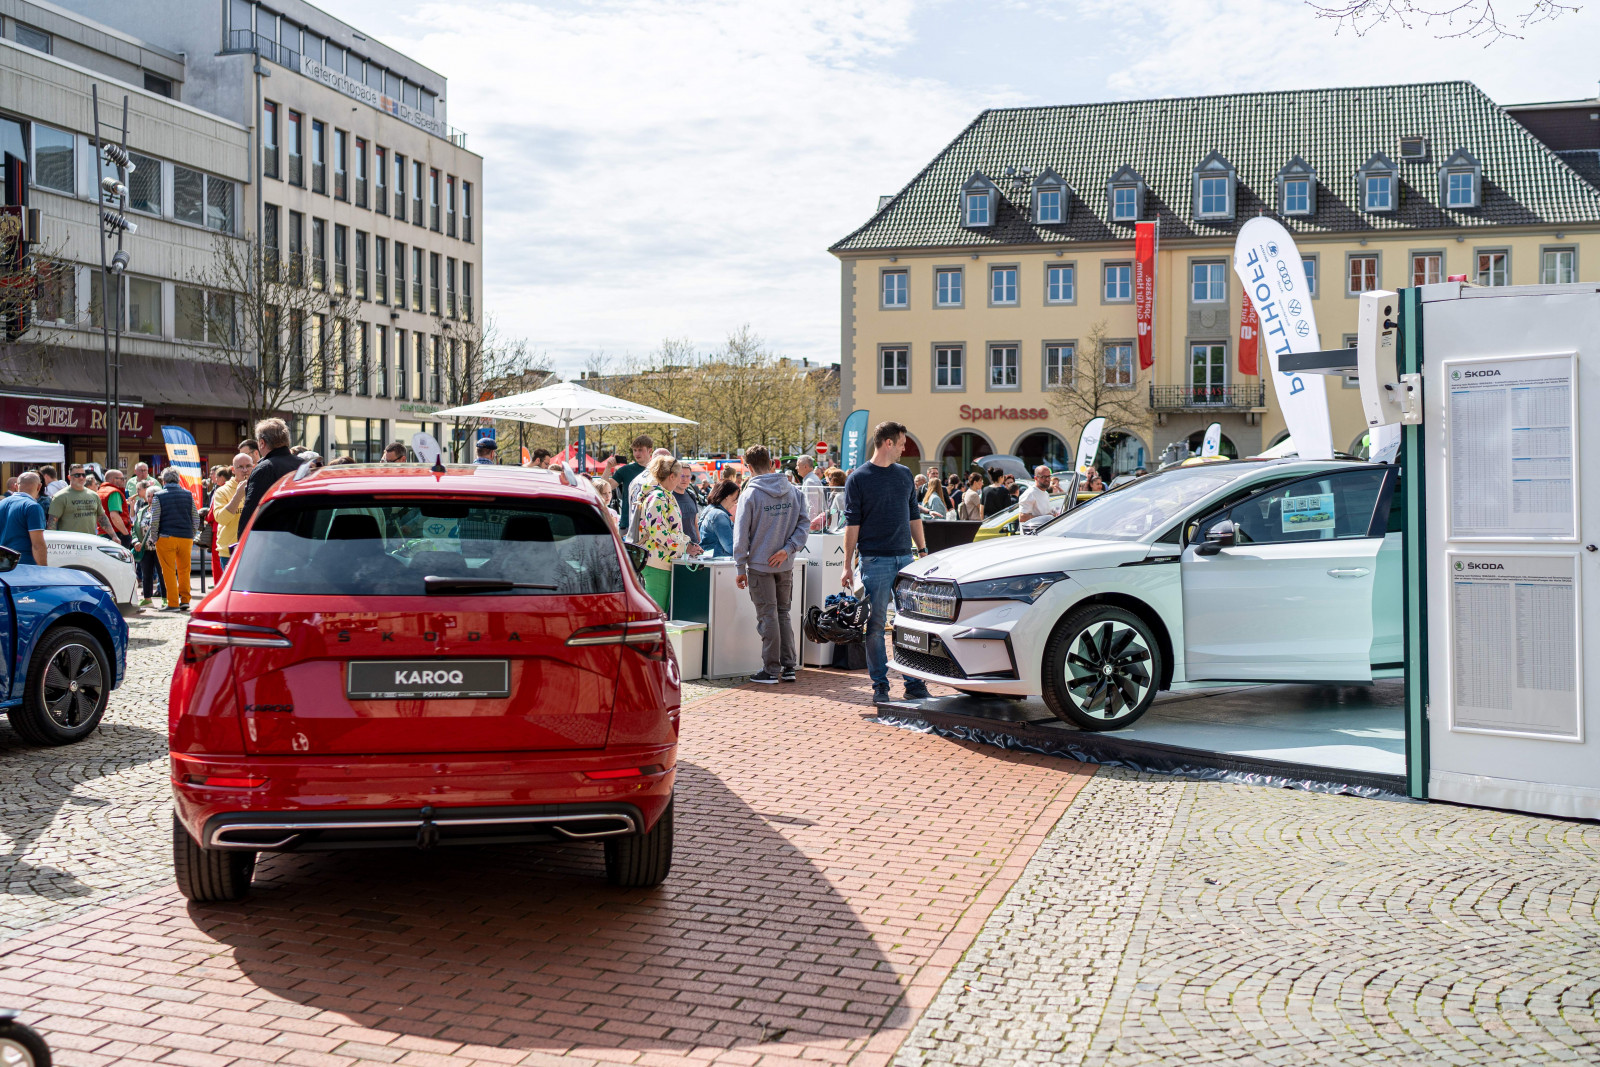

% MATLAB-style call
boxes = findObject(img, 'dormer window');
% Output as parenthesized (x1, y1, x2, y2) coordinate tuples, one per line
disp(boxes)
(1031, 168, 1070, 225)
(1190, 152, 1236, 221)
(1438, 148, 1482, 209)
(1276, 156, 1317, 217)
(959, 173, 999, 229)
(965, 190, 990, 226)
(1106, 165, 1145, 223)
(1356, 152, 1399, 214)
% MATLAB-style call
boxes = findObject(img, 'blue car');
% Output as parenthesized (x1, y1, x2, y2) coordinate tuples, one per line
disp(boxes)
(0, 545, 128, 745)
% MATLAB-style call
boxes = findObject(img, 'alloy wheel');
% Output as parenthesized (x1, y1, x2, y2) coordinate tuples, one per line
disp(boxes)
(1063, 621, 1152, 721)
(41, 642, 104, 729)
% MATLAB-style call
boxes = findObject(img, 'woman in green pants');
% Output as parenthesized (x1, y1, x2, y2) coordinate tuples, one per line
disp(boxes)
(634, 454, 689, 610)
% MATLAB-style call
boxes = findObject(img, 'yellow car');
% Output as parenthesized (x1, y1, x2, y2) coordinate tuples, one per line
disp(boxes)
(973, 493, 1072, 541)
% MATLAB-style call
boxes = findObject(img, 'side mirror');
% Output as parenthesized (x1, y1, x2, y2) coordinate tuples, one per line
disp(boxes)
(1197, 520, 1236, 556)
(624, 542, 649, 575)
(0, 545, 17, 573)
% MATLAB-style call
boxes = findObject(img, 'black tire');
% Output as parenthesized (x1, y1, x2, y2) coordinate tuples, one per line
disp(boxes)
(172, 814, 256, 902)
(6, 627, 111, 746)
(1041, 605, 1162, 731)
(0, 1019, 51, 1067)
(604, 802, 673, 888)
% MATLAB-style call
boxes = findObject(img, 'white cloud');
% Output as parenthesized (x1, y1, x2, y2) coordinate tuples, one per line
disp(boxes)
(323, 0, 1600, 380)
(330, 0, 1012, 375)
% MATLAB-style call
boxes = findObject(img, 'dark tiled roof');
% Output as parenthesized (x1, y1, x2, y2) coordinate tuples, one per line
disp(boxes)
(1557, 150, 1600, 190)
(832, 81, 1600, 253)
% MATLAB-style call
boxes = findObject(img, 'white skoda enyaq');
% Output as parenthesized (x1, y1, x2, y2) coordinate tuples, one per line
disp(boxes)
(891, 459, 1402, 730)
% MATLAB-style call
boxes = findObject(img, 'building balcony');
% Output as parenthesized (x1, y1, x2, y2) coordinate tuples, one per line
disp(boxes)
(1149, 384, 1266, 412)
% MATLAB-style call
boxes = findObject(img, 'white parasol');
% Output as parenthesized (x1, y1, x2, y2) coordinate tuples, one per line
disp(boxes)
(432, 380, 696, 453)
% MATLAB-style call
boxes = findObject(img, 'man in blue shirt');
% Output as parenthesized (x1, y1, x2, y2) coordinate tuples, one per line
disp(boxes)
(475, 439, 497, 464)
(0, 471, 48, 566)
(842, 421, 929, 704)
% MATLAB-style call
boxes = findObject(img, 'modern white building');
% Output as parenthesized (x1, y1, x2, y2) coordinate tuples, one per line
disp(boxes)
(4, 0, 485, 467)
(0, 0, 253, 470)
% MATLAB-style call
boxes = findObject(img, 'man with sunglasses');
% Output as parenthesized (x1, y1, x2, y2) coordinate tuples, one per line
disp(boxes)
(46, 466, 113, 536)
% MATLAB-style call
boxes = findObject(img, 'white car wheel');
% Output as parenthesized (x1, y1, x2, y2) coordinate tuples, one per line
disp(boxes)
(1042, 605, 1160, 731)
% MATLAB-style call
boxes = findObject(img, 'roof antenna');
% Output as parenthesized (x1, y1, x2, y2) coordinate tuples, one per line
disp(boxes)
(431, 453, 446, 474)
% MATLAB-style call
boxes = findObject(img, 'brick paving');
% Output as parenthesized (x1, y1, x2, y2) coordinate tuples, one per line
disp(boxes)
(895, 769, 1600, 1065)
(0, 616, 1090, 1066)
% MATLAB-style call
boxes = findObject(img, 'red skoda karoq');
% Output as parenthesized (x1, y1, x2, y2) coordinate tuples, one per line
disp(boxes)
(169, 465, 679, 901)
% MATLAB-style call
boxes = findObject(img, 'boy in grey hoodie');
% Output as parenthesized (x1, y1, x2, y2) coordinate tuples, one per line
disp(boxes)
(733, 445, 810, 683)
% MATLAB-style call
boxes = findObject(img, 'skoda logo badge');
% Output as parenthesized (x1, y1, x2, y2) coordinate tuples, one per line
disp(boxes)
(1266, 241, 1279, 256)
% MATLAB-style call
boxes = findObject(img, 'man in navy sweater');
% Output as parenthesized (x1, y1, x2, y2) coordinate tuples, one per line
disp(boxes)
(842, 421, 930, 704)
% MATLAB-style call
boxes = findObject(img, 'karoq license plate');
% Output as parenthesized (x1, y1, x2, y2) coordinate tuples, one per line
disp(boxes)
(347, 659, 511, 700)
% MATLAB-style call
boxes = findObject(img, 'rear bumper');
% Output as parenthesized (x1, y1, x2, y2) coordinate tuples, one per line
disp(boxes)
(171, 745, 676, 851)
(200, 802, 645, 851)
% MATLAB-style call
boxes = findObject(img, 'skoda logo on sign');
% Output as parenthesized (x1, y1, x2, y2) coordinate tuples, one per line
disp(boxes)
(1452, 369, 1462, 380)
(1455, 560, 1464, 571)
(1266, 241, 1280, 256)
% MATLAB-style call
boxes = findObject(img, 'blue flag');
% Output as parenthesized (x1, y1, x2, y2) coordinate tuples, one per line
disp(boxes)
(841, 409, 869, 470)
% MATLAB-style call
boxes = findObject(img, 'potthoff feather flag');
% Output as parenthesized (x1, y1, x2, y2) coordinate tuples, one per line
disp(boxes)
(160, 426, 205, 506)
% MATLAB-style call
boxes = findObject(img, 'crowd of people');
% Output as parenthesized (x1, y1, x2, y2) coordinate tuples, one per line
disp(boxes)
(0, 416, 1048, 704)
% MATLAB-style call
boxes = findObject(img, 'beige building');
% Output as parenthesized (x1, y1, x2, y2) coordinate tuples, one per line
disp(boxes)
(58, 0, 484, 461)
(830, 81, 1600, 476)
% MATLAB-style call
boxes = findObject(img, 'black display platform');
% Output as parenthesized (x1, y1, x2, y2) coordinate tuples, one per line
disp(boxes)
(876, 681, 1410, 801)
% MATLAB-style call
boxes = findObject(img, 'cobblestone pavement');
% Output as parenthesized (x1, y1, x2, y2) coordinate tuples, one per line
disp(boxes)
(895, 769, 1600, 1066)
(0, 622, 1089, 1066)
(0, 609, 183, 935)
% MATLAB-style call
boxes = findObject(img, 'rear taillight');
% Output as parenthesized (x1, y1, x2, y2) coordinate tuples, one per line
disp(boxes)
(180, 774, 268, 788)
(182, 618, 293, 663)
(566, 621, 668, 661)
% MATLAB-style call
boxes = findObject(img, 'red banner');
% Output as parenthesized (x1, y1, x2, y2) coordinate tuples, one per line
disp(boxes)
(1134, 221, 1156, 370)
(0, 397, 148, 437)
(1239, 291, 1259, 376)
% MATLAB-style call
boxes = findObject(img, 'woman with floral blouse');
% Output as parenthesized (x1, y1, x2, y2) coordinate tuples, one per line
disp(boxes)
(635, 454, 688, 609)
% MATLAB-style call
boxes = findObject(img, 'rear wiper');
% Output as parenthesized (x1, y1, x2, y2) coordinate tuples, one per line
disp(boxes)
(423, 575, 560, 594)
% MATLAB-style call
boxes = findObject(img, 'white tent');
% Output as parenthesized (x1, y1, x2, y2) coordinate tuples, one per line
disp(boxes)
(0, 430, 65, 463)
(433, 380, 696, 452)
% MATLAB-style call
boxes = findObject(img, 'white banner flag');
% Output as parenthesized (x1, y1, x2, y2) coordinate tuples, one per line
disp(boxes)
(1200, 422, 1222, 457)
(1232, 218, 1333, 460)
(1075, 417, 1106, 477)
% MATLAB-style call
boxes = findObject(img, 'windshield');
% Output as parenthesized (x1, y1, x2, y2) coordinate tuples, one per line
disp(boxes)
(1038, 465, 1248, 542)
(232, 495, 623, 596)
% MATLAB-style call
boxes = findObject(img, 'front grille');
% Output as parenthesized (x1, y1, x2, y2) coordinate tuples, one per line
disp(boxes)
(895, 646, 967, 679)
(895, 578, 959, 620)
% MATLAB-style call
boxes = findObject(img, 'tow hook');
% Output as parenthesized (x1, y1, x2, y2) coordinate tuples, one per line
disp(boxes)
(417, 805, 439, 850)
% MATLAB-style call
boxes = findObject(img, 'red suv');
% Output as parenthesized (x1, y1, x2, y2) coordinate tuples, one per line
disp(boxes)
(169, 464, 679, 902)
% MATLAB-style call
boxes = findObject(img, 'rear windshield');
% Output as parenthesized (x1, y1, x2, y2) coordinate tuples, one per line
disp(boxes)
(232, 495, 624, 596)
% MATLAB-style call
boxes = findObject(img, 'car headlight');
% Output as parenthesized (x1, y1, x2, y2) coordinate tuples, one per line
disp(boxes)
(958, 572, 1064, 604)
(895, 577, 959, 620)
(96, 545, 133, 564)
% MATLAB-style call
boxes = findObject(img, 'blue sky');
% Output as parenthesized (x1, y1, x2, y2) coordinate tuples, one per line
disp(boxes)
(322, 0, 1600, 378)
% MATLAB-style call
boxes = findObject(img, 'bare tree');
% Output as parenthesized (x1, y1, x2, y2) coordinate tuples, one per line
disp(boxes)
(0, 226, 83, 391)
(449, 315, 552, 461)
(1049, 321, 1151, 450)
(1306, 0, 1578, 42)
(182, 232, 352, 431)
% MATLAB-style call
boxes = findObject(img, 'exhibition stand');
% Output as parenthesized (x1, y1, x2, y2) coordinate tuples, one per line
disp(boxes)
(878, 281, 1600, 821)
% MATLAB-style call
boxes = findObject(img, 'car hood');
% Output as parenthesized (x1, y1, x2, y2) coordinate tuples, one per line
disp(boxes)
(910, 534, 1150, 583)
(4, 563, 105, 591)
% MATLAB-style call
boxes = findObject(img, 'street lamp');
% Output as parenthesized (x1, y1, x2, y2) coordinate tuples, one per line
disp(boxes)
(91, 86, 134, 469)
